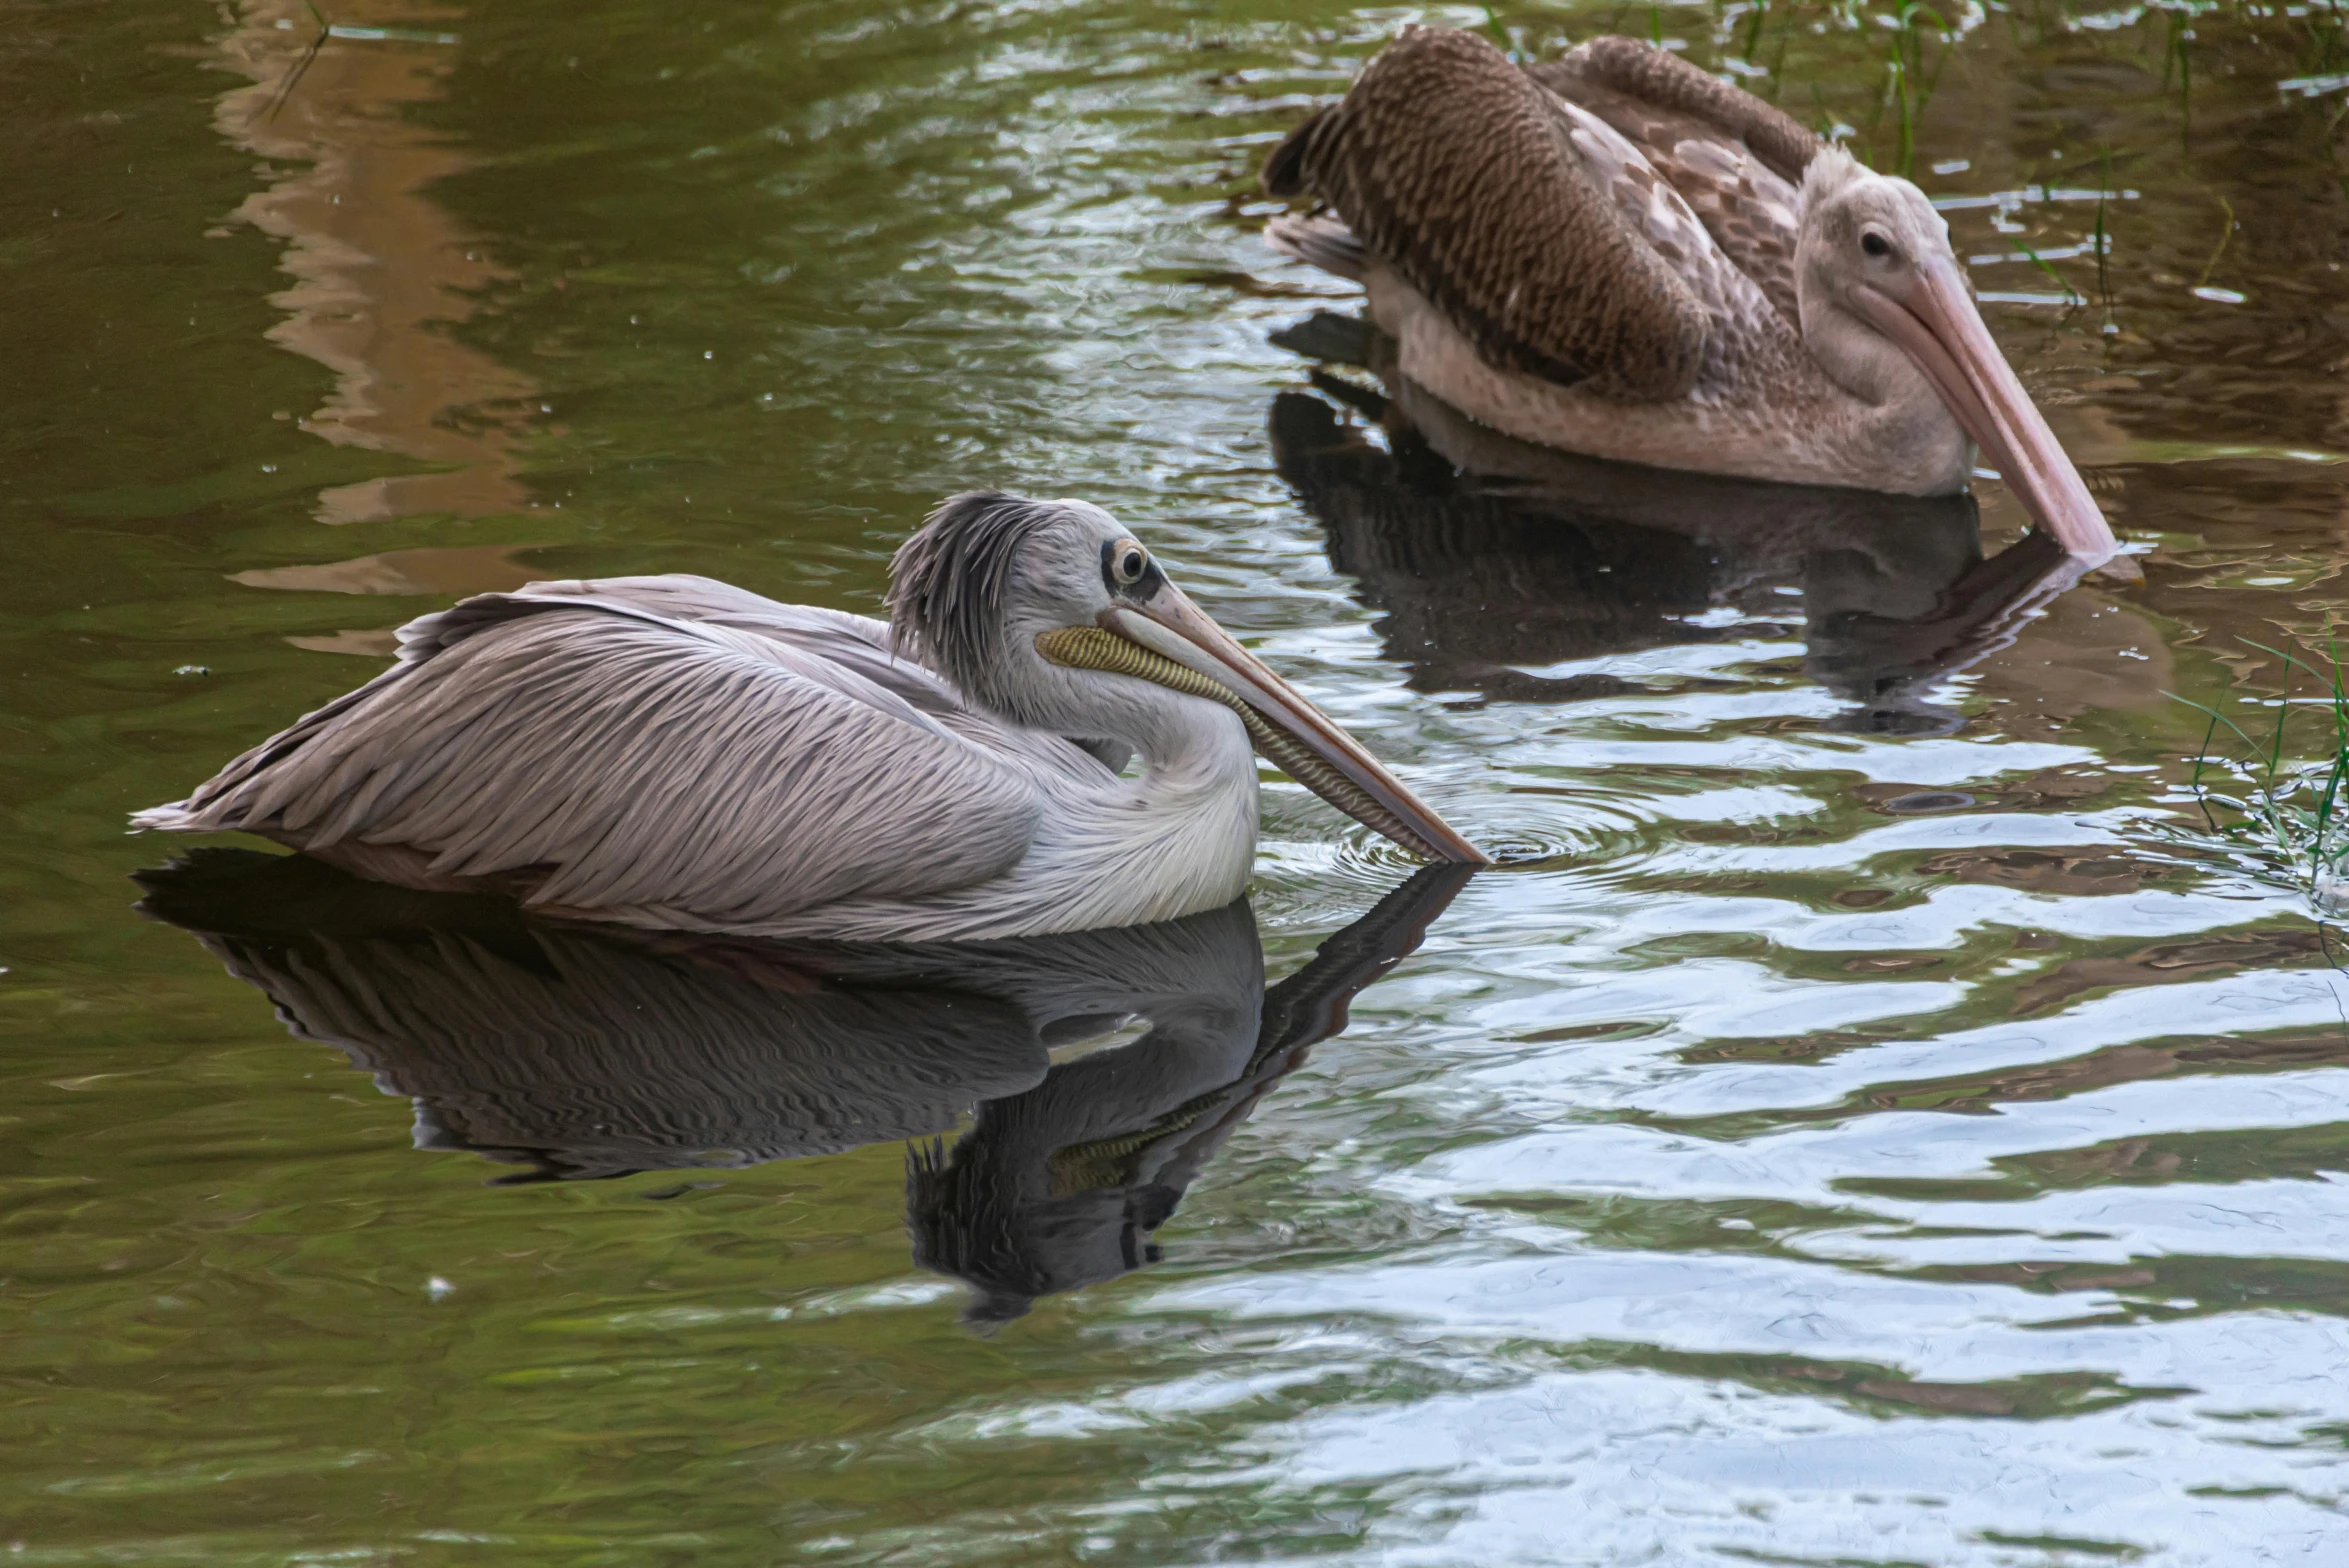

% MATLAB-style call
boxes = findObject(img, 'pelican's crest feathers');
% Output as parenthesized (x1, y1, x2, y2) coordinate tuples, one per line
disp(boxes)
(1796, 145, 1867, 220)
(888, 491, 1069, 698)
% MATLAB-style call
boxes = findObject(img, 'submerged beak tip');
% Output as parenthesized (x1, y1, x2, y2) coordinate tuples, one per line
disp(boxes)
(1878, 265, 2122, 564)
(2093, 549, 2143, 584)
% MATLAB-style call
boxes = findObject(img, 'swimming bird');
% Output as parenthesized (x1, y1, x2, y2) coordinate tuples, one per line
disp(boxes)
(1261, 27, 2129, 573)
(132, 492, 1484, 941)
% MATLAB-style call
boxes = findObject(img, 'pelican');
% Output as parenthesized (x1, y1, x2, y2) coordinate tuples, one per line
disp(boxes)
(1261, 27, 2130, 574)
(132, 492, 1484, 941)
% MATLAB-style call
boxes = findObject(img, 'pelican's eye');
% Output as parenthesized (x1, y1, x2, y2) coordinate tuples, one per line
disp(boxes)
(1860, 229, 1894, 260)
(1108, 541, 1149, 587)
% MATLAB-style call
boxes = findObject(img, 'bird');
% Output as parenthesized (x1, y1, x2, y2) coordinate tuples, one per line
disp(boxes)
(1259, 27, 2131, 575)
(132, 491, 1485, 943)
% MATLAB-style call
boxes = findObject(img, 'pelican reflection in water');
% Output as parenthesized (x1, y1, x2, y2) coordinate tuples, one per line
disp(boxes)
(1267, 364, 2091, 735)
(135, 492, 1482, 941)
(1261, 27, 2130, 575)
(135, 850, 1467, 1322)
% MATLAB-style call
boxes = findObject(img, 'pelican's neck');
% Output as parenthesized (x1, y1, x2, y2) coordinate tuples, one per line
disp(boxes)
(1122, 683, 1250, 778)
(1001, 656, 1258, 788)
(1798, 289, 1974, 494)
(1016, 686, 1260, 934)
(766, 673, 1265, 942)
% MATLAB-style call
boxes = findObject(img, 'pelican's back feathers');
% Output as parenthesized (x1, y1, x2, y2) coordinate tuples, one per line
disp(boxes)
(1261, 25, 1709, 401)
(133, 578, 1051, 930)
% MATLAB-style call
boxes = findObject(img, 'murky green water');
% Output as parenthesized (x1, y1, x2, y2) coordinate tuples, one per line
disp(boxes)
(7, 1, 2349, 1560)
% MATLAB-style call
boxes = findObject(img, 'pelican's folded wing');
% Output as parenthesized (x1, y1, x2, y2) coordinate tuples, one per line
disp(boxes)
(475, 575, 1135, 773)
(484, 575, 965, 719)
(1262, 25, 1707, 401)
(1529, 38, 1822, 328)
(134, 586, 1050, 928)
(1526, 37, 1821, 188)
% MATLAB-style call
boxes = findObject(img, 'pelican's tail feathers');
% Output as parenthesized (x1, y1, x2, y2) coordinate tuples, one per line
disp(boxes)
(1265, 213, 1366, 281)
(129, 800, 203, 834)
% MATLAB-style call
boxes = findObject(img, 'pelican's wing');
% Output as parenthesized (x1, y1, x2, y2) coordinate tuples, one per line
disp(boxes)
(1529, 38, 1822, 328)
(134, 582, 1068, 927)
(1531, 94, 1769, 354)
(1263, 25, 1708, 401)
(472, 576, 1135, 774)
(1527, 37, 1822, 187)
(491, 575, 964, 718)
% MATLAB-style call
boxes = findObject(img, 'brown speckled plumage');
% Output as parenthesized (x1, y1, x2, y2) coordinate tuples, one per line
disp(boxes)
(1258, 28, 2126, 572)
(1264, 26, 1706, 401)
(1256, 31, 1950, 490)
(1531, 39, 1824, 328)
(1529, 36, 1822, 186)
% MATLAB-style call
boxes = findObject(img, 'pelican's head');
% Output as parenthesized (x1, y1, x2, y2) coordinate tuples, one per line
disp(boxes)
(1796, 150, 2123, 571)
(889, 492, 1485, 864)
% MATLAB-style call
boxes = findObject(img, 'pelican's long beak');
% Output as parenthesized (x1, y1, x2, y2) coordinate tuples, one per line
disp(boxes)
(1854, 255, 2137, 581)
(1099, 588, 1488, 865)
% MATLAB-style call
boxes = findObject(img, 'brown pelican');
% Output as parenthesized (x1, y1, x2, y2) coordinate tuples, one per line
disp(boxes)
(1261, 27, 2130, 574)
(133, 493, 1484, 941)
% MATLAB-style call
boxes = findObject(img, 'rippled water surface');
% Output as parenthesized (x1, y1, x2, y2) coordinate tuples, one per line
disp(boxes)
(8, 1, 2349, 1561)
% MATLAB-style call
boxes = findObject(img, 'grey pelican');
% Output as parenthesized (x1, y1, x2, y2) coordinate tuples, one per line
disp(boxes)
(1261, 27, 2130, 574)
(134, 846, 1467, 1319)
(133, 492, 1484, 941)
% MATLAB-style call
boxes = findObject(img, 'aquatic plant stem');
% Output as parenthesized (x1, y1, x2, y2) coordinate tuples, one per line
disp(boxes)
(2195, 195, 2236, 289)
(2007, 236, 2081, 306)
(265, 2, 332, 123)
(2093, 147, 2113, 325)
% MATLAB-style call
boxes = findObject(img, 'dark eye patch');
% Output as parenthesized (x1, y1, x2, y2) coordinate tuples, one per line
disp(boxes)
(1099, 538, 1164, 598)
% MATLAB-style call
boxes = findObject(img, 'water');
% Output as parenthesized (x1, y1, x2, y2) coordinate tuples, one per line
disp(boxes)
(5, 1, 2349, 1561)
